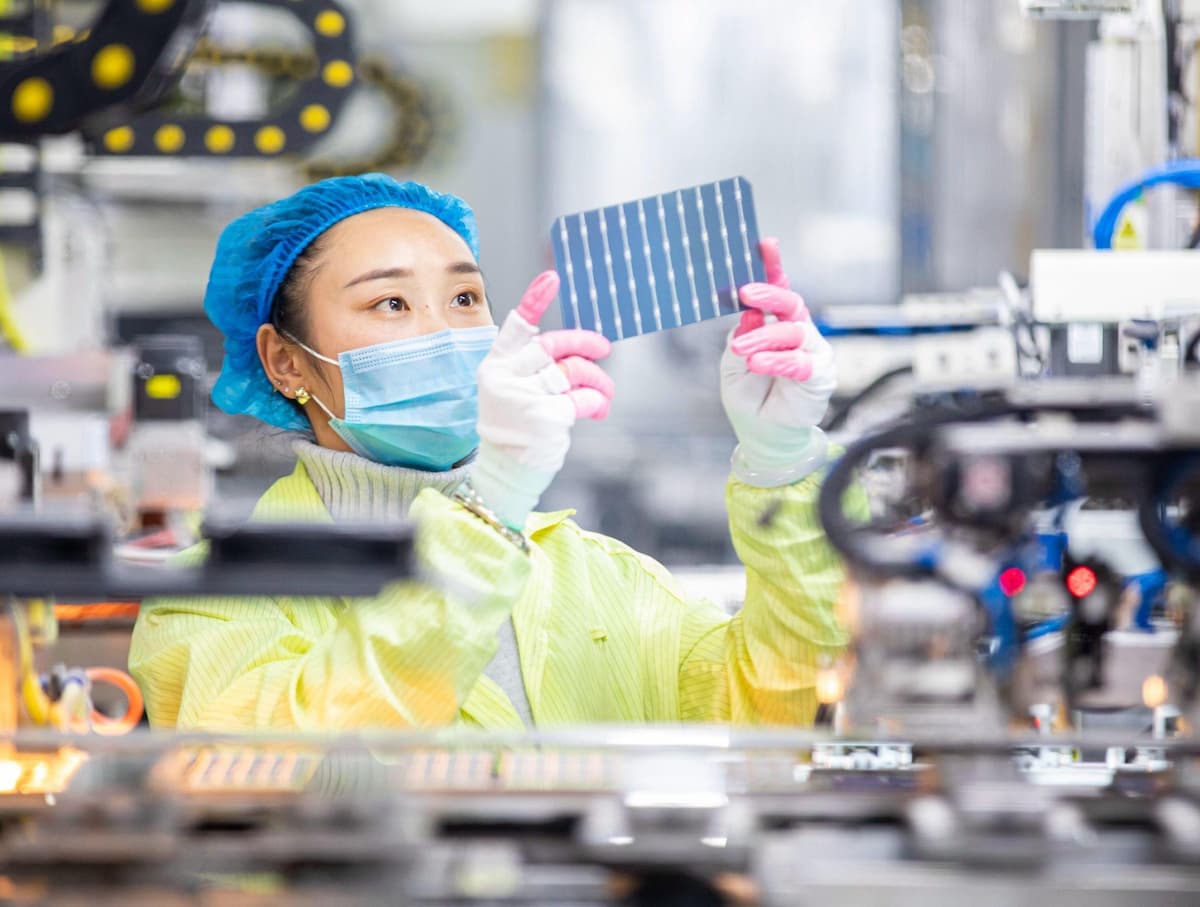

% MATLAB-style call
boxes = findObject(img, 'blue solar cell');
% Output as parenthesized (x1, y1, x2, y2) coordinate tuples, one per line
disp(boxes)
(551, 177, 766, 341)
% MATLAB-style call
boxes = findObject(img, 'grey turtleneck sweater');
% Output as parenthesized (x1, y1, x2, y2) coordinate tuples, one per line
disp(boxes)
(293, 441, 534, 726)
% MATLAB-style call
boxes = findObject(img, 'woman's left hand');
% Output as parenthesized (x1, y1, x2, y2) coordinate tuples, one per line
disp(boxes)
(720, 238, 836, 487)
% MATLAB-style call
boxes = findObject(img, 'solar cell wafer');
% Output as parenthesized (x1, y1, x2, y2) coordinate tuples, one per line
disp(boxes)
(551, 177, 767, 342)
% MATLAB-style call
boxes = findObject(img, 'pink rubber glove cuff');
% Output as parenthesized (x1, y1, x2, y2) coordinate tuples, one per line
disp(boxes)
(721, 238, 836, 487)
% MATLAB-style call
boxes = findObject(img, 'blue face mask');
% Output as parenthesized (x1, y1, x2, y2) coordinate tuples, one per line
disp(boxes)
(288, 325, 498, 471)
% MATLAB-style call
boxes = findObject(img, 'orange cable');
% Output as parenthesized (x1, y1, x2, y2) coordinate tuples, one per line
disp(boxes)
(85, 667, 144, 735)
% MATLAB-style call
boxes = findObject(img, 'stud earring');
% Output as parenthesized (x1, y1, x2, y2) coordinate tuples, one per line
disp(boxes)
(295, 387, 310, 406)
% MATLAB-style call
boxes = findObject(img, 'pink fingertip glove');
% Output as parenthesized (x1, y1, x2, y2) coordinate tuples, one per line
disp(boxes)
(471, 271, 614, 529)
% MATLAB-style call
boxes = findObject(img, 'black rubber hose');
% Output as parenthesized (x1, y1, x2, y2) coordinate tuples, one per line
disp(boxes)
(817, 410, 1000, 580)
(1184, 329, 1200, 366)
(818, 399, 1151, 580)
(1136, 456, 1200, 579)
(824, 365, 914, 433)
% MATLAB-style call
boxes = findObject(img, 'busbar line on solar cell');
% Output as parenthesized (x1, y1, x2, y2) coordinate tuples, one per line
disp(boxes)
(733, 179, 754, 281)
(656, 194, 684, 327)
(579, 214, 603, 333)
(695, 185, 720, 318)
(617, 204, 643, 335)
(637, 198, 664, 332)
(677, 190, 702, 322)
(597, 208, 623, 339)
(559, 216, 582, 331)
(713, 180, 740, 313)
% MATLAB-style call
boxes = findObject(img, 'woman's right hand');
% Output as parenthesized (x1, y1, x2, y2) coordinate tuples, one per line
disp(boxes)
(471, 271, 614, 530)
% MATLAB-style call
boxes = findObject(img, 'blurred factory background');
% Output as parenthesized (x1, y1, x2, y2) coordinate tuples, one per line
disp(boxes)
(9, 4, 1200, 903)
(2, 0, 1092, 563)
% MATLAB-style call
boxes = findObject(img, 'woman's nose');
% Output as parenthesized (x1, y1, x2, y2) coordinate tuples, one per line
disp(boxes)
(412, 301, 451, 335)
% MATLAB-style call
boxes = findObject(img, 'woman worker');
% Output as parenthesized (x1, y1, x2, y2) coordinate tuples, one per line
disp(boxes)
(129, 174, 845, 731)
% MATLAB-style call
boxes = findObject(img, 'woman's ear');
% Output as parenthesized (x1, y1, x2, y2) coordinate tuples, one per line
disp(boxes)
(256, 323, 305, 396)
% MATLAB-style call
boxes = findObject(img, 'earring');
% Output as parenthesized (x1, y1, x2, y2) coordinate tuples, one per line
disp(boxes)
(295, 387, 310, 406)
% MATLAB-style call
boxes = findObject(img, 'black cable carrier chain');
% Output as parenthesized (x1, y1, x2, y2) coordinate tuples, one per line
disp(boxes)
(84, 0, 356, 158)
(0, 0, 213, 139)
(1, 0, 441, 169)
(0, 0, 358, 158)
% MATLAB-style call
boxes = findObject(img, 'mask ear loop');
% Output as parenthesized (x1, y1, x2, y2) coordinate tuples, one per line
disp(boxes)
(295, 386, 337, 420)
(281, 331, 339, 420)
(281, 330, 339, 366)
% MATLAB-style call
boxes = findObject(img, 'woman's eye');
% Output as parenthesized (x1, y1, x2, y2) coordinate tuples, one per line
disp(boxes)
(451, 291, 479, 308)
(373, 297, 407, 313)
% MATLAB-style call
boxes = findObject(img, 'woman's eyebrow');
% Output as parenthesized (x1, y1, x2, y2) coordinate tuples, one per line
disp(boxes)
(344, 267, 413, 288)
(345, 262, 480, 288)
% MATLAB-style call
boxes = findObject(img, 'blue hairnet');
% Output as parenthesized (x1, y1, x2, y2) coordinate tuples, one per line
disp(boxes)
(205, 174, 480, 431)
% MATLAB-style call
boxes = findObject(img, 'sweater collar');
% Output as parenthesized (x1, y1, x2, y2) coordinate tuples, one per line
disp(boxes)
(293, 440, 471, 522)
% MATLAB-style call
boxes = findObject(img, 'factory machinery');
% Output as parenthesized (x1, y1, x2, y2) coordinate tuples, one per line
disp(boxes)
(4, 0, 1200, 904)
(7, 370, 1200, 907)
(8, 338, 1200, 905)
(0, 724, 1197, 905)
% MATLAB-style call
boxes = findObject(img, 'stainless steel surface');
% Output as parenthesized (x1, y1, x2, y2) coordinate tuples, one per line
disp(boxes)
(0, 728, 1193, 902)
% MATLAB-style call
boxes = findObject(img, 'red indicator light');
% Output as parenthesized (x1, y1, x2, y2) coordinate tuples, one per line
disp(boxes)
(999, 567, 1026, 597)
(1066, 566, 1097, 599)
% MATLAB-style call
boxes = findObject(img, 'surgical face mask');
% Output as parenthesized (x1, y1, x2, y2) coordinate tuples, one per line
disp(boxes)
(286, 325, 498, 471)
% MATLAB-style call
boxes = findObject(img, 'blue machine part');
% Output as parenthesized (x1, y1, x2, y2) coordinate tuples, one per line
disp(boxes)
(978, 582, 1021, 675)
(813, 323, 977, 338)
(982, 535, 1166, 673)
(1124, 569, 1167, 632)
(1032, 531, 1067, 571)
(981, 532, 1068, 673)
(1091, 158, 1200, 249)
(550, 176, 766, 342)
(1023, 613, 1070, 641)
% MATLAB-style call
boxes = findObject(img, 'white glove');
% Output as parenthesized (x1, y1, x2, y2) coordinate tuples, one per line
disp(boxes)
(721, 239, 836, 487)
(472, 271, 613, 529)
